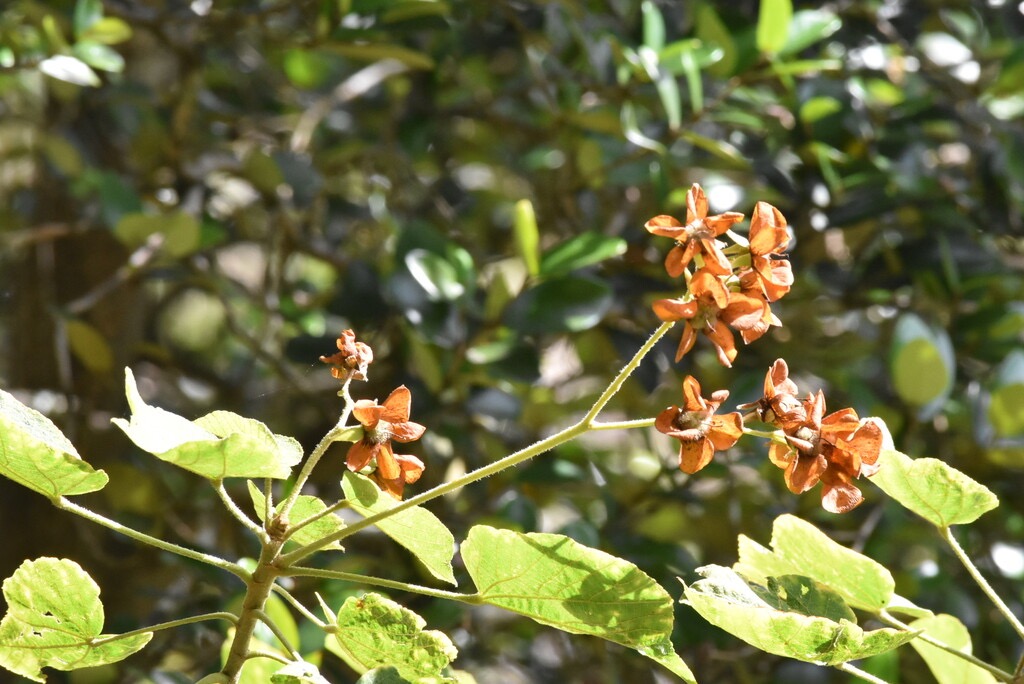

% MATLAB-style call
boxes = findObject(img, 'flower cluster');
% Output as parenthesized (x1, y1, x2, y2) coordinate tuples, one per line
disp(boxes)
(655, 376, 743, 474)
(320, 329, 374, 382)
(347, 386, 426, 500)
(646, 184, 793, 367)
(322, 331, 427, 500)
(742, 359, 883, 513)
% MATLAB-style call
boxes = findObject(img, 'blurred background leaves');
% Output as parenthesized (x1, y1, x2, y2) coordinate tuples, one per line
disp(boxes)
(1, 0, 1023, 681)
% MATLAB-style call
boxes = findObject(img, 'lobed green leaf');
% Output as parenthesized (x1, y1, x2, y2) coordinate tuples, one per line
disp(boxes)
(326, 593, 456, 682)
(683, 565, 916, 666)
(0, 558, 152, 682)
(735, 514, 894, 612)
(908, 614, 997, 684)
(0, 388, 108, 499)
(869, 449, 999, 527)
(461, 526, 694, 682)
(342, 473, 456, 585)
(112, 368, 302, 480)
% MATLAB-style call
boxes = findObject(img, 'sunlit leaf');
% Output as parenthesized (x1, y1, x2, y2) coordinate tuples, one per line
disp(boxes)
(908, 614, 997, 684)
(695, 3, 738, 77)
(39, 55, 101, 87)
(77, 17, 132, 45)
(72, 0, 103, 37)
(0, 558, 152, 682)
(683, 565, 916, 665)
(247, 482, 344, 551)
(112, 368, 302, 480)
(0, 389, 107, 499)
(756, 0, 793, 56)
(342, 473, 456, 585)
(539, 232, 626, 277)
(63, 317, 114, 375)
(461, 526, 694, 682)
(326, 593, 456, 682)
(270, 660, 332, 684)
(778, 9, 841, 57)
(868, 449, 998, 527)
(735, 514, 894, 612)
(891, 313, 955, 417)
(800, 95, 842, 124)
(641, 1, 665, 51)
(113, 211, 201, 258)
(405, 249, 465, 301)
(513, 199, 540, 278)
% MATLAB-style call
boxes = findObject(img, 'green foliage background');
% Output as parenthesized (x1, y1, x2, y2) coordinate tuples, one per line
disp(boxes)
(1, 0, 1023, 681)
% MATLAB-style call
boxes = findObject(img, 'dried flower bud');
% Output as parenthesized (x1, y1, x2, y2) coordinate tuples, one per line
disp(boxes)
(320, 329, 374, 382)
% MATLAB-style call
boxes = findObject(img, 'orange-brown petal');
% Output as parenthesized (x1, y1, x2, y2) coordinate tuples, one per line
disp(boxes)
(686, 184, 708, 223)
(709, 413, 743, 450)
(678, 438, 715, 474)
(748, 202, 789, 256)
(675, 323, 697, 362)
(395, 454, 425, 484)
(681, 376, 705, 411)
(820, 469, 864, 513)
(691, 269, 730, 309)
(665, 242, 697, 277)
(704, 212, 746, 236)
(375, 442, 400, 480)
(391, 420, 426, 443)
(645, 214, 687, 238)
(703, 321, 737, 368)
(697, 239, 733, 276)
(768, 442, 795, 470)
(352, 400, 383, 429)
(346, 440, 378, 472)
(380, 386, 412, 422)
(785, 452, 827, 494)
(652, 298, 697, 322)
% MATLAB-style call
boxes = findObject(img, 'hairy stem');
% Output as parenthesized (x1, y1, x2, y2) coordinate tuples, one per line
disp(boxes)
(90, 612, 238, 646)
(271, 585, 326, 629)
(879, 610, 1014, 682)
(221, 539, 285, 682)
(941, 526, 1024, 642)
(287, 566, 481, 604)
(279, 321, 674, 567)
(836, 662, 890, 684)
(214, 480, 267, 541)
(254, 609, 300, 658)
(56, 498, 247, 579)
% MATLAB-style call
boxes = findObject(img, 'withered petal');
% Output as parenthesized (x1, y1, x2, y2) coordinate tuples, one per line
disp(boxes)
(679, 438, 715, 474)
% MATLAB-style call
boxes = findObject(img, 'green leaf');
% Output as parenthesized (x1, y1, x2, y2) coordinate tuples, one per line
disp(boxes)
(355, 669, 412, 684)
(342, 473, 456, 585)
(72, 0, 103, 37)
(620, 101, 666, 154)
(539, 232, 626, 277)
(695, 3, 738, 77)
(891, 313, 954, 415)
(112, 368, 302, 480)
(0, 558, 152, 682)
(756, 0, 793, 56)
(778, 9, 841, 57)
(800, 95, 842, 124)
(72, 41, 125, 73)
(637, 46, 682, 130)
(513, 199, 541, 278)
(760, 576, 855, 623)
(113, 211, 201, 258)
(908, 614, 997, 684)
(0, 388, 108, 499)
(270, 660, 332, 684)
(326, 593, 456, 682)
(77, 17, 132, 45)
(683, 565, 916, 666)
(328, 43, 434, 70)
(39, 55, 101, 87)
(461, 526, 694, 682)
(678, 129, 747, 166)
(405, 249, 465, 301)
(63, 317, 114, 375)
(734, 514, 894, 612)
(641, 1, 665, 51)
(503, 274, 613, 334)
(988, 351, 1024, 439)
(247, 481, 344, 551)
(868, 449, 999, 527)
